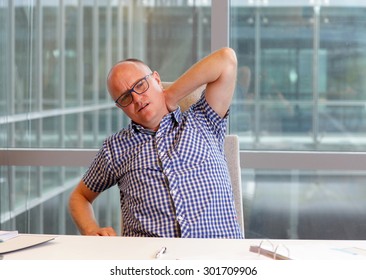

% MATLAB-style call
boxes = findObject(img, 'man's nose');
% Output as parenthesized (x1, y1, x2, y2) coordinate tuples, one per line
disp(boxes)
(131, 91, 144, 103)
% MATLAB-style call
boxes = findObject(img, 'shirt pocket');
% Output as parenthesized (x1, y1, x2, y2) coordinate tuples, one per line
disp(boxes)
(175, 127, 212, 168)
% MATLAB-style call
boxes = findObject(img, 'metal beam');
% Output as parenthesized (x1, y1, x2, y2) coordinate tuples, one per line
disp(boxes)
(211, 0, 229, 50)
(2, 148, 366, 171)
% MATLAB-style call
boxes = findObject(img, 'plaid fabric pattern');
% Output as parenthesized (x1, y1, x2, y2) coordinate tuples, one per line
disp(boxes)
(83, 94, 243, 239)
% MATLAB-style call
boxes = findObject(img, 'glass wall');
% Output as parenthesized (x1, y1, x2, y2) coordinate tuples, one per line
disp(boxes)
(230, 1, 366, 151)
(231, 0, 366, 239)
(0, 0, 211, 235)
(2, 0, 366, 240)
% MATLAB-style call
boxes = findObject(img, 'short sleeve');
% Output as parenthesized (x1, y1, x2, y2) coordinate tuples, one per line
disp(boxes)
(82, 146, 117, 192)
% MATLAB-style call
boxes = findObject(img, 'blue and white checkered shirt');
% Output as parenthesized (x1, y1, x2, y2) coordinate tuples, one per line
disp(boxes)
(83, 93, 243, 239)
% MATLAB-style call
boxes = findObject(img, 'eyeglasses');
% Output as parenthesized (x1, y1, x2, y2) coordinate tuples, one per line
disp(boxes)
(115, 73, 153, 107)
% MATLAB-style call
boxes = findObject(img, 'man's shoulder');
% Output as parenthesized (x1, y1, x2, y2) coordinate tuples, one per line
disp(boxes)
(103, 127, 133, 146)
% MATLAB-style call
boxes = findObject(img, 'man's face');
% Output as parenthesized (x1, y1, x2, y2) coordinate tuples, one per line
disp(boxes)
(108, 61, 168, 131)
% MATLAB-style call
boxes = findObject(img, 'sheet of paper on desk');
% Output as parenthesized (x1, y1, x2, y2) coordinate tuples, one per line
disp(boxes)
(0, 230, 18, 242)
(0, 235, 56, 254)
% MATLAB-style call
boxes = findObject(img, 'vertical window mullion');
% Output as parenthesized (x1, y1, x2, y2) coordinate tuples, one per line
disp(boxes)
(92, 0, 100, 221)
(312, 6, 320, 147)
(8, 0, 16, 230)
(254, 9, 261, 145)
(93, 0, 99, 144)
(35, 0, 43, 234)
(77, 0, 84, 148)
(117, 0, 124, 60)
(211, 0, 229, 51)
(59, 0, 65, 145)
(105, 0, 112, 228)
(117, 0, 124, 130)
(59, 0, 66, 234)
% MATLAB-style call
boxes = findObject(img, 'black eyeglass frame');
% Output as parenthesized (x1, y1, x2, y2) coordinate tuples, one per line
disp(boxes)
(114, 72, 153, 107)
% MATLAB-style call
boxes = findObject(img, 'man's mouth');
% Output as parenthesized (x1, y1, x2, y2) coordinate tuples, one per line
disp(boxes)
(138, 103, 149, 112)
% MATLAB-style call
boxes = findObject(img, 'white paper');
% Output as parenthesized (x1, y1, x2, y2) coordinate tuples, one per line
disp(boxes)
(0, 230, 18, 242)
(0, 234, 56, 254)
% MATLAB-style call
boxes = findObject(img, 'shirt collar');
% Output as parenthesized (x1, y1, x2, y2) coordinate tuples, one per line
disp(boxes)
(130, 108, 182, 136)
(131, 123, 156, 136)
(172, 106, 182, 124)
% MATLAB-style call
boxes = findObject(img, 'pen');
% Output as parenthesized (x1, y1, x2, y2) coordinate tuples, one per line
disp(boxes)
(155, 246, 167, 259)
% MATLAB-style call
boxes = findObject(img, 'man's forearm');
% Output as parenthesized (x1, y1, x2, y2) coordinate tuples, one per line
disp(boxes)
(164, 47, 237, 116)
(68, 191, 100, 235)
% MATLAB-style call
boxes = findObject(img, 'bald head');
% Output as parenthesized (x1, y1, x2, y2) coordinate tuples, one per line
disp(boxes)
(107, 59, 153, 101)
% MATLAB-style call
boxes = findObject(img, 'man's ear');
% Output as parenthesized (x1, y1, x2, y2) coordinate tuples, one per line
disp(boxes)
(152, 71, 163, 89)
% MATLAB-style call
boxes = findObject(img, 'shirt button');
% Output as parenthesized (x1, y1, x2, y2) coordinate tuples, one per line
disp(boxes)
(165, 168, 171, 174)
(177, 215, 184, 222)
(171, 189, 176, 195)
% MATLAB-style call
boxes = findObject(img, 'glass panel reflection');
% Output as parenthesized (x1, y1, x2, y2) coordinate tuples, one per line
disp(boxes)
(243, 169, 366, 240)
(0, 1, 215, 234)
(231, 5, 366, 151)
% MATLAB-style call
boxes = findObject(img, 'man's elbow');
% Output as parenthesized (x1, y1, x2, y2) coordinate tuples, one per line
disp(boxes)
(220, 47, 237, 68)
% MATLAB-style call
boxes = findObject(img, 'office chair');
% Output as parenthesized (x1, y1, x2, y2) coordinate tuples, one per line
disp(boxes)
(223, 134, 245, 235)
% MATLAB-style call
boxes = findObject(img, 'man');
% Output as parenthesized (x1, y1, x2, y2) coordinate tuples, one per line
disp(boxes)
(68, 47, 243, 238)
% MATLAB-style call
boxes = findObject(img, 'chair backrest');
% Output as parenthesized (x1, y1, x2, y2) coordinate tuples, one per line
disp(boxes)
(164, 82, 245, 235)
(224, 135, 245, 235)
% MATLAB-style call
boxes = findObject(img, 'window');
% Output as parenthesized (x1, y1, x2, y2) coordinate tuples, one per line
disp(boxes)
(231, 0, 366, 239)
(0, 0, 211, 234)
(2, 0, 366, 240)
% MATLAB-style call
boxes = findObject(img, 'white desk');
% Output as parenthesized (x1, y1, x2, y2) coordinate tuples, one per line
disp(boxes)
(2, 234, 260, 260)
(2, 234, 366, 260)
